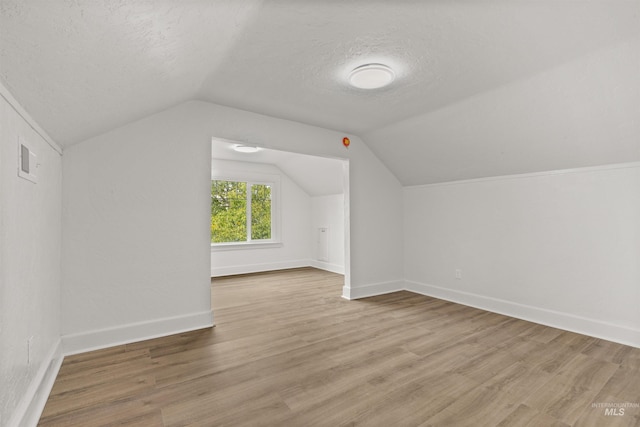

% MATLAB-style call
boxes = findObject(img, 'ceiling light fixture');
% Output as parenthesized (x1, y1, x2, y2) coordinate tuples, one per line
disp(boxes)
(232, 144, 260, 153)
(348, 63, 395, 89)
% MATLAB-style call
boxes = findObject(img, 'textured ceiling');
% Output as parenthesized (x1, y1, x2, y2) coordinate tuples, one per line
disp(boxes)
(1, 1, 639, 184)
(0, 0, 264, 144)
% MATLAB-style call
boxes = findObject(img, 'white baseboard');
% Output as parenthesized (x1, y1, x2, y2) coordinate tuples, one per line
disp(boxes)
(211, 259, 311, 277)
(62, 310, 214, 356)
(309, 260, 345, 275)
(342, 279, 404, 300)
(405, 280, 640, 349)
(8, 339, 63, 427)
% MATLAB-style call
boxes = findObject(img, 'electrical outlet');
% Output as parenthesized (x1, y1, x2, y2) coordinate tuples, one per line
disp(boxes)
(455, 269, 462, 280)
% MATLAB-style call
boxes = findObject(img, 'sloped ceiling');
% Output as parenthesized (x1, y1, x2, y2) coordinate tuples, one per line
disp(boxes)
(211, 139, 345, 197)
(1, 1, 639, 184)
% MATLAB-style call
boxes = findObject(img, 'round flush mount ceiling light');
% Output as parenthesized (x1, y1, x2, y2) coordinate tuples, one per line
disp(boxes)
(348, 63, 395, 89)
(232, 144, 260, 153)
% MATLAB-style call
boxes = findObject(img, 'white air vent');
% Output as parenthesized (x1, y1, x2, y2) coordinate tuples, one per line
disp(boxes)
(18, 137, 37, 183)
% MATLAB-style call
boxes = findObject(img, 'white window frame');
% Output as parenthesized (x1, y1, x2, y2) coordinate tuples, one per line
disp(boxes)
(211, 171, 281, 251)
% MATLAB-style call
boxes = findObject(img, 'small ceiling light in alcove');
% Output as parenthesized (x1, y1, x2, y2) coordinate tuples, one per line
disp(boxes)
(348, 63, 395, 89)
(232, 145, 260, 153)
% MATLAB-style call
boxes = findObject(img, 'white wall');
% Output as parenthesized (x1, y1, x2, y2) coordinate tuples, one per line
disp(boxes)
(61, 112, 214, 354)
(183, 101, 403, 296)
(404, 163, 640, 347)
(0, 89, 63, 427)
(310, 194, 345, 274)
(61, 100, 404, 353)
(210, 159, 312, 276)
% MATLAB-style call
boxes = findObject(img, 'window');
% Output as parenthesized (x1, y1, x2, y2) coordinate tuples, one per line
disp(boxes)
(250, 183, 272, 240)
(211, 179, 276, 245)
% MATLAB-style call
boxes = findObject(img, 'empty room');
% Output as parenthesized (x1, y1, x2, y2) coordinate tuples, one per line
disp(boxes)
(1, 1, 639, 426)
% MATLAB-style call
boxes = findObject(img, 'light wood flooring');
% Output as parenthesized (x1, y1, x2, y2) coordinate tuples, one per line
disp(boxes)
(39, 268, 640, 426)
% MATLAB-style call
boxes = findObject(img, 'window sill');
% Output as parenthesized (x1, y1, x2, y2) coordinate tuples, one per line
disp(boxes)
(211, 241, 283, 252)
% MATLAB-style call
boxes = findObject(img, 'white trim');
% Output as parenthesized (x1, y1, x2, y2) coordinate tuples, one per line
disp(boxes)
(0, 81, 63, 155)
(62, 310, 214, 356)
(8, 339, 63, 427)
(405, 161, 640, 190)
(211, 259, 311, 277)
(342, 280, 404, 300)
(342, 161, 351, 293)
(338, 278, 640, 348)
(405, 280, 640, 349)
(310, 260, 345, 275)
(211, 241, 283, 251)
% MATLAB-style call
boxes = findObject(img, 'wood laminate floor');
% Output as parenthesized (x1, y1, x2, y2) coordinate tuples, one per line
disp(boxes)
(39, 268, 640, 426)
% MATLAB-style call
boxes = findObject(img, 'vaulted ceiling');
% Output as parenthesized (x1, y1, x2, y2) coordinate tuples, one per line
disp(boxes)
(211, 139, 345, 197)
(1, 1, 639, 184)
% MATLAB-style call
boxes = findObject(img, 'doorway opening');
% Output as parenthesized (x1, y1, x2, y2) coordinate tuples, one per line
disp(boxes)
(209, 138, 351, 295)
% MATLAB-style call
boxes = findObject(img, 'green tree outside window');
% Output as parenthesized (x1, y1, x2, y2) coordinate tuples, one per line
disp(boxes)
(211, 180, 272, 243)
